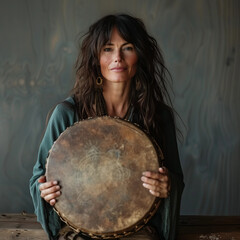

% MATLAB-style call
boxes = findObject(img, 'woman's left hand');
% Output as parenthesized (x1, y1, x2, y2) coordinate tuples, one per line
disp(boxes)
(141, 167, 171, 198)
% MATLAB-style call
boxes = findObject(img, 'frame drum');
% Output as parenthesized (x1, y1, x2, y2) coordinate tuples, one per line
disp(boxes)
(46, 116, 163, 239)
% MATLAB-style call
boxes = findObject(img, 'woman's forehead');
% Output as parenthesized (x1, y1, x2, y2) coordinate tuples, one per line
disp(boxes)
(103, 26, 132, 45)
(105, 28, 128, 43)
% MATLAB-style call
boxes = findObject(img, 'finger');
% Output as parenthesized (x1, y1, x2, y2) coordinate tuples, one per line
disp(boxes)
(142, 171, 159, 179)
(49, 199, 56, 206)
(141, 176, 159, 186)
(38, 176, 46, 183)
(158, 167, 164, 174)
(143, 181, 168, 191)
(159, 167, 171, 190)
(143, 182, 161, 192)
(43, 191, 61, 202)
(149, 189, 169, 198)
(40, 185, 60, 198)
(149, 190, 161, 197)
(159, 167, 169, 176)
(141, 175, 168, 185)
(142, 171, 168, 181)
(39, 180, 58, 191)
(158, 174, 169, 182)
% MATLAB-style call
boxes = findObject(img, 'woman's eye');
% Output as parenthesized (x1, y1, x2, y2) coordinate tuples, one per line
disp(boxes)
(123, 46, 134, 51)
(103, 47, 112, 52)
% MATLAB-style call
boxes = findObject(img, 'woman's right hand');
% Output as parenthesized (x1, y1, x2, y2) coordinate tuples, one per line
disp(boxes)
(38, 176, 61, 206)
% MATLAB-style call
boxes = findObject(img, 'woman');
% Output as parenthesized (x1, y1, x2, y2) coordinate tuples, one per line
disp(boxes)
(30, 14, 184, 240)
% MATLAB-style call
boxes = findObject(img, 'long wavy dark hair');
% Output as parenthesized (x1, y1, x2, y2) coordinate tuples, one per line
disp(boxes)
(72, 14, 174, 135)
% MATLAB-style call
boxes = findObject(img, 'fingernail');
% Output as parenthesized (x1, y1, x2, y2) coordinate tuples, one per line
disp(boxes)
(53, 181, 58, 185)
(141, 176, 145, 181)
(57, 191, 61, 195)
(143, 183, 147, 187)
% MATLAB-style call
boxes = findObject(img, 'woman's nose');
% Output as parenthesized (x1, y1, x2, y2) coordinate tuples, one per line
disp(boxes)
(114, 49, 123, 62)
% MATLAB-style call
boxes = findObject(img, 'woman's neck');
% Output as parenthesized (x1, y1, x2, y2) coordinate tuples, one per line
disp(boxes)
(102, 81, 131, 118)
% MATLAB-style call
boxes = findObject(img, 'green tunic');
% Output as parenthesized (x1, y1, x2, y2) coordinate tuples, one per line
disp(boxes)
(29, 97, 184, 240)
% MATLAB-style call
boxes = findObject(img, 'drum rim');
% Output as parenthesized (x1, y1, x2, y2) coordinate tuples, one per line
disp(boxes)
(46, 116, 164, 239)
(54, 197, 161, 239)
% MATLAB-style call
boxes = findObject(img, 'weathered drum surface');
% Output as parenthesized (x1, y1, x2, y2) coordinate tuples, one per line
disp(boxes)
(46, 116, 162, 238)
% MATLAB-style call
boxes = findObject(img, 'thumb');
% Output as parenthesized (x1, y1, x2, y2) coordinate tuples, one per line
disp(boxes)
(38, 175, 46, 183)
(158, 167, 167, 174)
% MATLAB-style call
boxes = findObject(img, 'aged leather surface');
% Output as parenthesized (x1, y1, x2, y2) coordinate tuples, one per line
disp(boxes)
(46, 117, 160, 235)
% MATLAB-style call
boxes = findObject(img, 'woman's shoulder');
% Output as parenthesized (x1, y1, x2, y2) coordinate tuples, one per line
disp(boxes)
(55, 96, 76, 111)
(48, 96, 77, 127)
(53, 96, 76, 115)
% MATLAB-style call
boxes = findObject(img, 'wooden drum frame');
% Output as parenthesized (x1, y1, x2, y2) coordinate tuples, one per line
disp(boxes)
(46, 116, 164, 239)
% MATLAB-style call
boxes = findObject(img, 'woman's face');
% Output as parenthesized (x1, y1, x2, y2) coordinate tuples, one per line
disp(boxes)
(99, 27, 138, 84)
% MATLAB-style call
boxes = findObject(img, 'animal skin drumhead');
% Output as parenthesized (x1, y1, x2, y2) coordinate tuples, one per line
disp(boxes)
(46, 116, 162, 238)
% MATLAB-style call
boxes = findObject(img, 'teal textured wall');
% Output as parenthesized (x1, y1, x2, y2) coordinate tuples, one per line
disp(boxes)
(0, 0, 239, 215)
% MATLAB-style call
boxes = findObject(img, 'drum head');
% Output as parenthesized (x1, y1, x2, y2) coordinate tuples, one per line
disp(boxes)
(46, 116, 161, 238)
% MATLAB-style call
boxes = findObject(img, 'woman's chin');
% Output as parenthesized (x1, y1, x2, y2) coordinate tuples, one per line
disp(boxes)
(104, 78, 131, 84)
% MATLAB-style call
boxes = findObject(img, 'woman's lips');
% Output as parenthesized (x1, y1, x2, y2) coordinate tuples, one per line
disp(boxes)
(110, 67, 127, 72)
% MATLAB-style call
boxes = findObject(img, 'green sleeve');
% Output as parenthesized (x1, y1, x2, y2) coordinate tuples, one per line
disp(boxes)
(149, 108, 184, 240)
(29, 98, 76, 239)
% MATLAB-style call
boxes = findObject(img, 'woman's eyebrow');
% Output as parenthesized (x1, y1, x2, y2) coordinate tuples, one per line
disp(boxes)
(105, 42, 130, 46)
(105, 42, 114, 46)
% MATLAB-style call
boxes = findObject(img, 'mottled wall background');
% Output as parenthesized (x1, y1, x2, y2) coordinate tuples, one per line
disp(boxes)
(0, 0, 239, 215)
